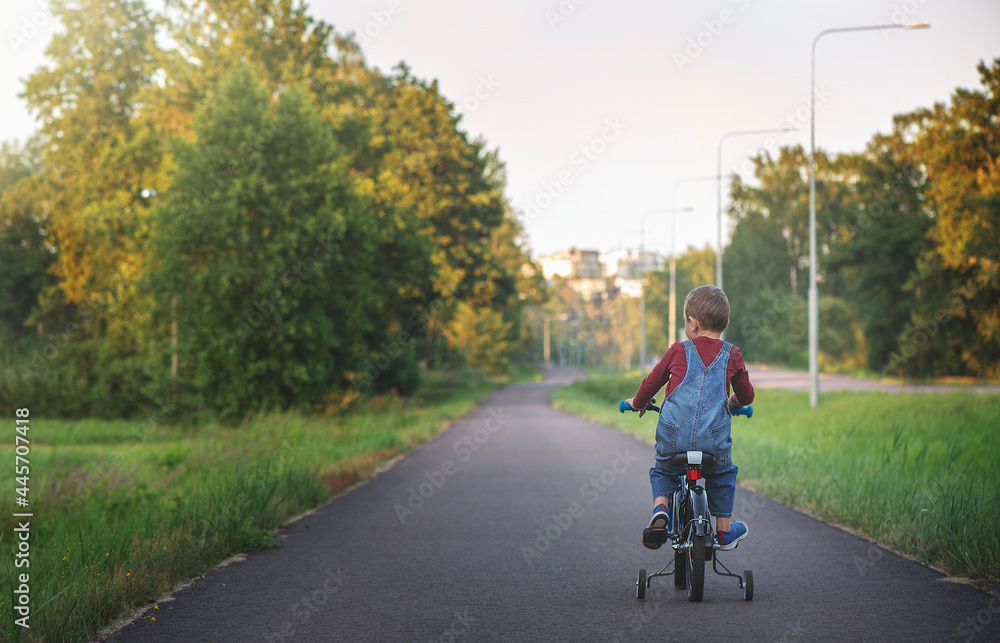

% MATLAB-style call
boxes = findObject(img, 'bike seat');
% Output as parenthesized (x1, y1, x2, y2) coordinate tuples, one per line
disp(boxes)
(671, 451, 716, 468)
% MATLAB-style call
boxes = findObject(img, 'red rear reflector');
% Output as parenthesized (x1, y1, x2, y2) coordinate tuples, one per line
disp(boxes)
(687, 469, 700, 481)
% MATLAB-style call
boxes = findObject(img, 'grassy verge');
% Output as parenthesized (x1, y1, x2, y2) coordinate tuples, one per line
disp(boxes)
(0, 368, 532, 642)
(551, 376, 1000, 590)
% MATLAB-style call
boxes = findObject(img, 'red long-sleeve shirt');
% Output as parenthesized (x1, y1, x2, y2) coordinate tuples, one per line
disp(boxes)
(632, 337, 754, 410)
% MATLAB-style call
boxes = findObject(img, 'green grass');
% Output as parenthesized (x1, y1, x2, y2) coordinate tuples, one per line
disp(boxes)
(551, 376, 1000, 590)
(0, 368, 532, 642)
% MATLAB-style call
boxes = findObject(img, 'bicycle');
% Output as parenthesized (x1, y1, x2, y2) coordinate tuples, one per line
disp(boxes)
(619, 397, 754, 602)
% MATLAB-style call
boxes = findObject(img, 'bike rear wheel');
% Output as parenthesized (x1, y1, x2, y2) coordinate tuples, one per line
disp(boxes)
(673, 549, 687, 589)
(687, 535, 705, 602)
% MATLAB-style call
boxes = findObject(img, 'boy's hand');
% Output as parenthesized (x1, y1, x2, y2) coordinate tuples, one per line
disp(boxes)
(626, 398, 646, 417)
(727, 393, 739, 410)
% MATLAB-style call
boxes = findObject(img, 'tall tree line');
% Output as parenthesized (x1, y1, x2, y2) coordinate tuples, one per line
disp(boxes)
(720, 59, 1000, 378)
(0, 0, 543, 419)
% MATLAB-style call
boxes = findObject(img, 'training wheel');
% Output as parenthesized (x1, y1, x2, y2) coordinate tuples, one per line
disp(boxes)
(743, 570, 754, 601)
(636, 569, 647, 600)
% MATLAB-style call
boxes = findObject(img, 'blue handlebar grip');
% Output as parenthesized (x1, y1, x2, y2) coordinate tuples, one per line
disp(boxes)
(619, 400, 634, 413)
(732, 405, 753, 418)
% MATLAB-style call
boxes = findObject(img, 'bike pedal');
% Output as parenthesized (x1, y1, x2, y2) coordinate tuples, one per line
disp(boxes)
(642, 527, 670, 545)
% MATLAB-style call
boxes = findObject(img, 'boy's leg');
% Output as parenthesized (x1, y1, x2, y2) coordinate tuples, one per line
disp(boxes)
(644, 466, 680, 549)
(703, 461, 738, 522)
(649, 465, 680, 509)
(704, 461, 747, 549)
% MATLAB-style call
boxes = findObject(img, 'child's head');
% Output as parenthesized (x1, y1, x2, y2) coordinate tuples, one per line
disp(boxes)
(683, 285, 730, 334)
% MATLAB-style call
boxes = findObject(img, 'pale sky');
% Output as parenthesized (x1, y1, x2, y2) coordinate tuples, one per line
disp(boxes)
(2, 0, 999, 259)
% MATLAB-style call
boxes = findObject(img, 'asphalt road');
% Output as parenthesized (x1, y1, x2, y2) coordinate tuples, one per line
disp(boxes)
(109, 368, 999, 642)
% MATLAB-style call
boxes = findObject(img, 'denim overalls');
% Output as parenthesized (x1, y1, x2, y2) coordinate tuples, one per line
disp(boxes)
(649, 339, 739, 518)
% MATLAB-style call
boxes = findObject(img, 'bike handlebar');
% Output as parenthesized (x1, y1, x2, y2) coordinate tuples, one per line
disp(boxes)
(731, 405, 753, 418)
(619, 398, 659, 413)
(619, 398, 752, 418)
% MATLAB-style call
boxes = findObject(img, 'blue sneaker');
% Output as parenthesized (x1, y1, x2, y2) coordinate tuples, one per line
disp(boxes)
(716, 521, 748, 551)
(642, 504, 671, 550)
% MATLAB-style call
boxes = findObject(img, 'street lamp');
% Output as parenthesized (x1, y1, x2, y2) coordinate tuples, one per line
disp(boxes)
(142, 187, 177, 377)
(669, 175, 720, 344)
(716, 128, 797, 290)
(808, 21, 930, 407)
(639, 207, 693, 369)
(543, 313, 569, 366)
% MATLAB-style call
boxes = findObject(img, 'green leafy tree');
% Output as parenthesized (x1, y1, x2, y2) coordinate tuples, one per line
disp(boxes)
(445, 301, 514, 375)
(724, 147, 862, 368)
(148, 66, 379, 418)
(12, 0, 166, 415)
(0, 139, 51, 347)
(893, 59, 1000, 377)
(825, 134, 932, 371)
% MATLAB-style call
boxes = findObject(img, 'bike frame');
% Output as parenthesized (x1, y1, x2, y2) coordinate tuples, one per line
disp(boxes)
(646, 460, 747, 588)
(621, 397, 753, 600)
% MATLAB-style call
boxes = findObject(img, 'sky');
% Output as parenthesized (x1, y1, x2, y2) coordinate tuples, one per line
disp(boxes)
(1, 0, 999, 260)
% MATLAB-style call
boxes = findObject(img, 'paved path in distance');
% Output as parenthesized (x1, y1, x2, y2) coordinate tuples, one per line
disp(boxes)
(750, 365, 1000, 394)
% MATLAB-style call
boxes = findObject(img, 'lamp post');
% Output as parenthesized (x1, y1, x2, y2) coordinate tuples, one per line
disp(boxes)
(670, 175, 723, 344)
(142, 188, 176, 377)
(807, 21, 930, 407)
(639, 207, 693, 369)
(716, 128, 797, 290)
(544, 313, 569, 366)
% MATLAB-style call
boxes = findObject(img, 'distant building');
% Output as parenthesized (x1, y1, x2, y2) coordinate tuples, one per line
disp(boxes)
(539, 247, 660, 300)
(538, 248, 603, 280)
(613, 277, 644, 298)
(599, 249, 661, 280)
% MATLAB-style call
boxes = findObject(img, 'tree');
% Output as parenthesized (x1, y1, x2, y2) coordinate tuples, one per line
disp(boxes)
(893, 59, 1000, 377)
(0, 139, 51, 347)
(445, 302, 514, 376)
(723, 148, 862, 368)
(825, 133, 932, 372)
(148, 66, 380, 418)
(14, 0, 166, 415)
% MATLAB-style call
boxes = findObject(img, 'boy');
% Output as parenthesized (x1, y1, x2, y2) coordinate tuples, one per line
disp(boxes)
(625, 285, 754, 551)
